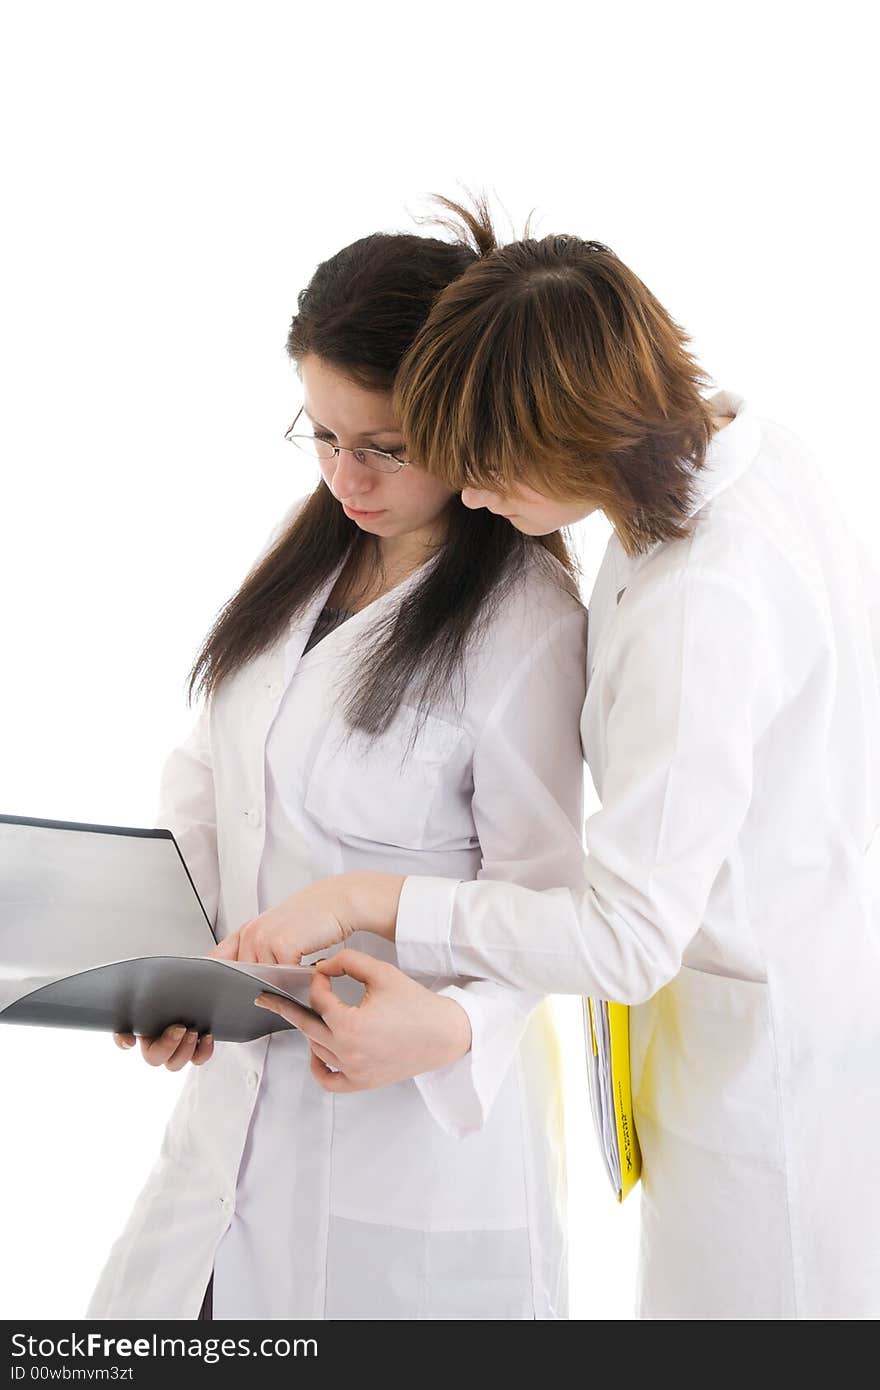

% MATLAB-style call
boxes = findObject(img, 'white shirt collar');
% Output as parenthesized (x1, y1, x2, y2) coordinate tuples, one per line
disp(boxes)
(685, 390, 761, 518)
(610, 389, 761, 590)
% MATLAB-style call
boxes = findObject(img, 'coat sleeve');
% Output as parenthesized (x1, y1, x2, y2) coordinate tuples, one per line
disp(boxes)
(153, 496, 312, 932)
(154, 705, 220, 930)
(398, 570, 781, 1005)
(407, 606, 589, 1137)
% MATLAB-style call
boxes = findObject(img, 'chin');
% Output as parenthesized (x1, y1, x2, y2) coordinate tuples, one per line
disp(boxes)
(508, 516, 553, 536)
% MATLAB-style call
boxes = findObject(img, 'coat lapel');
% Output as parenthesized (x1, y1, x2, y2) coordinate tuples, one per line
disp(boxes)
(281, 560, 348, 681)
(285, 554, 439, 677)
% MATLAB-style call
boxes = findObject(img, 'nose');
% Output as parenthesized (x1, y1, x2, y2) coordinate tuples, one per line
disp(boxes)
(327, 450, 378, 502)
(461, 486, 492, 510)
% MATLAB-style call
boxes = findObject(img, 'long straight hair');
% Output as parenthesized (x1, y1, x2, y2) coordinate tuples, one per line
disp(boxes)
(185, 226, 578, 735)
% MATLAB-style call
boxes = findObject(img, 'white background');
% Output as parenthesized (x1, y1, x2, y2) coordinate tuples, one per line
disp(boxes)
(1, 0, 877, 1321)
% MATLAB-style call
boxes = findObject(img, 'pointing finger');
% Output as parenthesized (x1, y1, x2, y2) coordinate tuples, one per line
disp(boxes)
(254, 993, 335, 1048)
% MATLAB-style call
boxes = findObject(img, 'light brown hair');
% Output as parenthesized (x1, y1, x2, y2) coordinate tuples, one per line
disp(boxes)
(395, 196, 717, 555)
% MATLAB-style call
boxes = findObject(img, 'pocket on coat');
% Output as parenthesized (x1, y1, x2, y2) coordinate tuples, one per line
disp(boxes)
(303, 703, 466, 850)
(632, 965, 785, 1165)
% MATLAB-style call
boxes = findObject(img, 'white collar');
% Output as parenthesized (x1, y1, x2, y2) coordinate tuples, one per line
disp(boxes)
(685, 390, 761, 518)
(610, 389, 761, 590)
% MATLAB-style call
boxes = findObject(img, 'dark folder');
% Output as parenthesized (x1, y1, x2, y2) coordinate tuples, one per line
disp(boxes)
(0, 813, 321, 1042)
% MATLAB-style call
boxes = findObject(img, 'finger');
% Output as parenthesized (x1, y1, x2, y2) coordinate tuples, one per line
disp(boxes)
(191, 1033, 214, 1065)
(113, 1032, 136, 1049)
(313, 948, 386, 986)
(140, 1024, 189, 1066)
(310, 1052, 357, 1093)
(254, 993, 334, 1047)
(208, 933, 240, 960)
(309, 1047, 336, 1083)
(308, 969, 350, 1021)
(164, 1029, 200, 1072)
(235, 934, 260, 964)
(308, 1040, 340, 1069)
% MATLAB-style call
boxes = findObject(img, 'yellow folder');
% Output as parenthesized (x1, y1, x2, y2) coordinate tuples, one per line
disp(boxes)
(584, 997, 642, 1202)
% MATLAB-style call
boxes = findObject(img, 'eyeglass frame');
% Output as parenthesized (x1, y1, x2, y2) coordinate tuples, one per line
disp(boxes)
(283, 407, 413, 474)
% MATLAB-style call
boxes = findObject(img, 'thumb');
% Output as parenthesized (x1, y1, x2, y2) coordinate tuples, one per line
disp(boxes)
(314, 948, 387, 987)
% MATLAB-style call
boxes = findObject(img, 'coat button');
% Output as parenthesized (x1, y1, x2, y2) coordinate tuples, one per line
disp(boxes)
(244, 807, 263, 827)
(246, 1070, 259, 1089)
(267, 681, 282, 699)
(219, 1195, 234, 1215)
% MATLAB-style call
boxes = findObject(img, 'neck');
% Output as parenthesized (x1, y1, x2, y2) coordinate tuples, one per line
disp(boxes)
(376, 519, 446, 578)
(711, 411, 736, 433)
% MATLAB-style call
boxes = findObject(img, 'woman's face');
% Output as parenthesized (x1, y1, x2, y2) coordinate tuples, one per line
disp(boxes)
(460, 480, 597, 535)
(299, 355, 455, 542)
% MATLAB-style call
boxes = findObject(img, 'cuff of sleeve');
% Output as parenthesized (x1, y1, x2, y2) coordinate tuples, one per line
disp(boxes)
(413, 984, 538, 1139)
(394, 875, 460, 979)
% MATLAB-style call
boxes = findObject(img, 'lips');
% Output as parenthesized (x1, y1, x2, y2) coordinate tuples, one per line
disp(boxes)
(343, 503, 385, 519)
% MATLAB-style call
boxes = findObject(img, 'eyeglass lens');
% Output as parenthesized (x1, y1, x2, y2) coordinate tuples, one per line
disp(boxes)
(287, 430, 405, 474)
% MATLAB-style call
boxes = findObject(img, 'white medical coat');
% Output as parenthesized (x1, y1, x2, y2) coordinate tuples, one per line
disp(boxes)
(397, 392, 880, 1319)
(85, 515, 589, 1320)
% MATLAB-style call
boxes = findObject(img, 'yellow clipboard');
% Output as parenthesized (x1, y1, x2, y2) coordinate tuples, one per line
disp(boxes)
(585, 997, 642, 1202)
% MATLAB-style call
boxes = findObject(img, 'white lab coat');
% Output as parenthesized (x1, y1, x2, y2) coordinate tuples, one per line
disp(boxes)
(397, 391, 880, 1319)
(85, 511, 589, 1320)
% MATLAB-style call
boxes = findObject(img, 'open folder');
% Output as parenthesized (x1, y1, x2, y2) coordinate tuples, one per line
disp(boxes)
(0, 813, 321, 1042)
(584, 997, 642, 1202)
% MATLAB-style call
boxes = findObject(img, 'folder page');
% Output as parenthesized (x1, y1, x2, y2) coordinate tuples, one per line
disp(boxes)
(0, 814, 322, 1041)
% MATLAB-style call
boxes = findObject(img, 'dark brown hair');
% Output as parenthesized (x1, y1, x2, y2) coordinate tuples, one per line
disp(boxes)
(184, 227, 577, 735)
(395, 196, 717, 556)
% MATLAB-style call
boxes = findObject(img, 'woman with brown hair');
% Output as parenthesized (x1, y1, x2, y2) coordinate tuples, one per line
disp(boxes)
(221, 199, 880, 1320)
(87, 220, 589, 1320)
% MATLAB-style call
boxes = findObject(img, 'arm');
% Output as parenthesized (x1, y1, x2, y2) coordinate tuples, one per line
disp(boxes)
(409, 607, 589, 1136)
(388, 571, 781, 1002)
(237, 606, 587, 1126)
(113, 701, 219, 1061)
(155, 704, 220, 931)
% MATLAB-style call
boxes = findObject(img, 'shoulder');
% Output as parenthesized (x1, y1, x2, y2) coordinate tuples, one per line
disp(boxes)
(630, 411, 831, 621)
(493, 543, 586, 643)
(606, 509, 818, 714)
(240, 494, 315, 578)
(454, 545, 587, 720)
(259, 493, 313, 556)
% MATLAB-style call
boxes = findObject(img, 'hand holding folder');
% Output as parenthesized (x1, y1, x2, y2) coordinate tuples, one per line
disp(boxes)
(0, 813, 323, 1042)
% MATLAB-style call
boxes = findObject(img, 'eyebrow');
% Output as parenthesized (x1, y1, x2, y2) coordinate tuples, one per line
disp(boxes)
(305, 410, 402, 441)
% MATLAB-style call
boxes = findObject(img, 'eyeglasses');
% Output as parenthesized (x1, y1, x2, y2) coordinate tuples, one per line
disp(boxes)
(283, 407, 412, 475)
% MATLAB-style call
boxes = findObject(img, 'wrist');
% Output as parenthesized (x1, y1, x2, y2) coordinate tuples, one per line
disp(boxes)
(338, 872, 404, 942)
(434, 995, 473, 1065)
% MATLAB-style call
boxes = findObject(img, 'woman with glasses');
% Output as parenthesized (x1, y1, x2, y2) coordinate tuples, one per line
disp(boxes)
(217, 200, 880, 1320)
(86, 222, 588, 1320)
